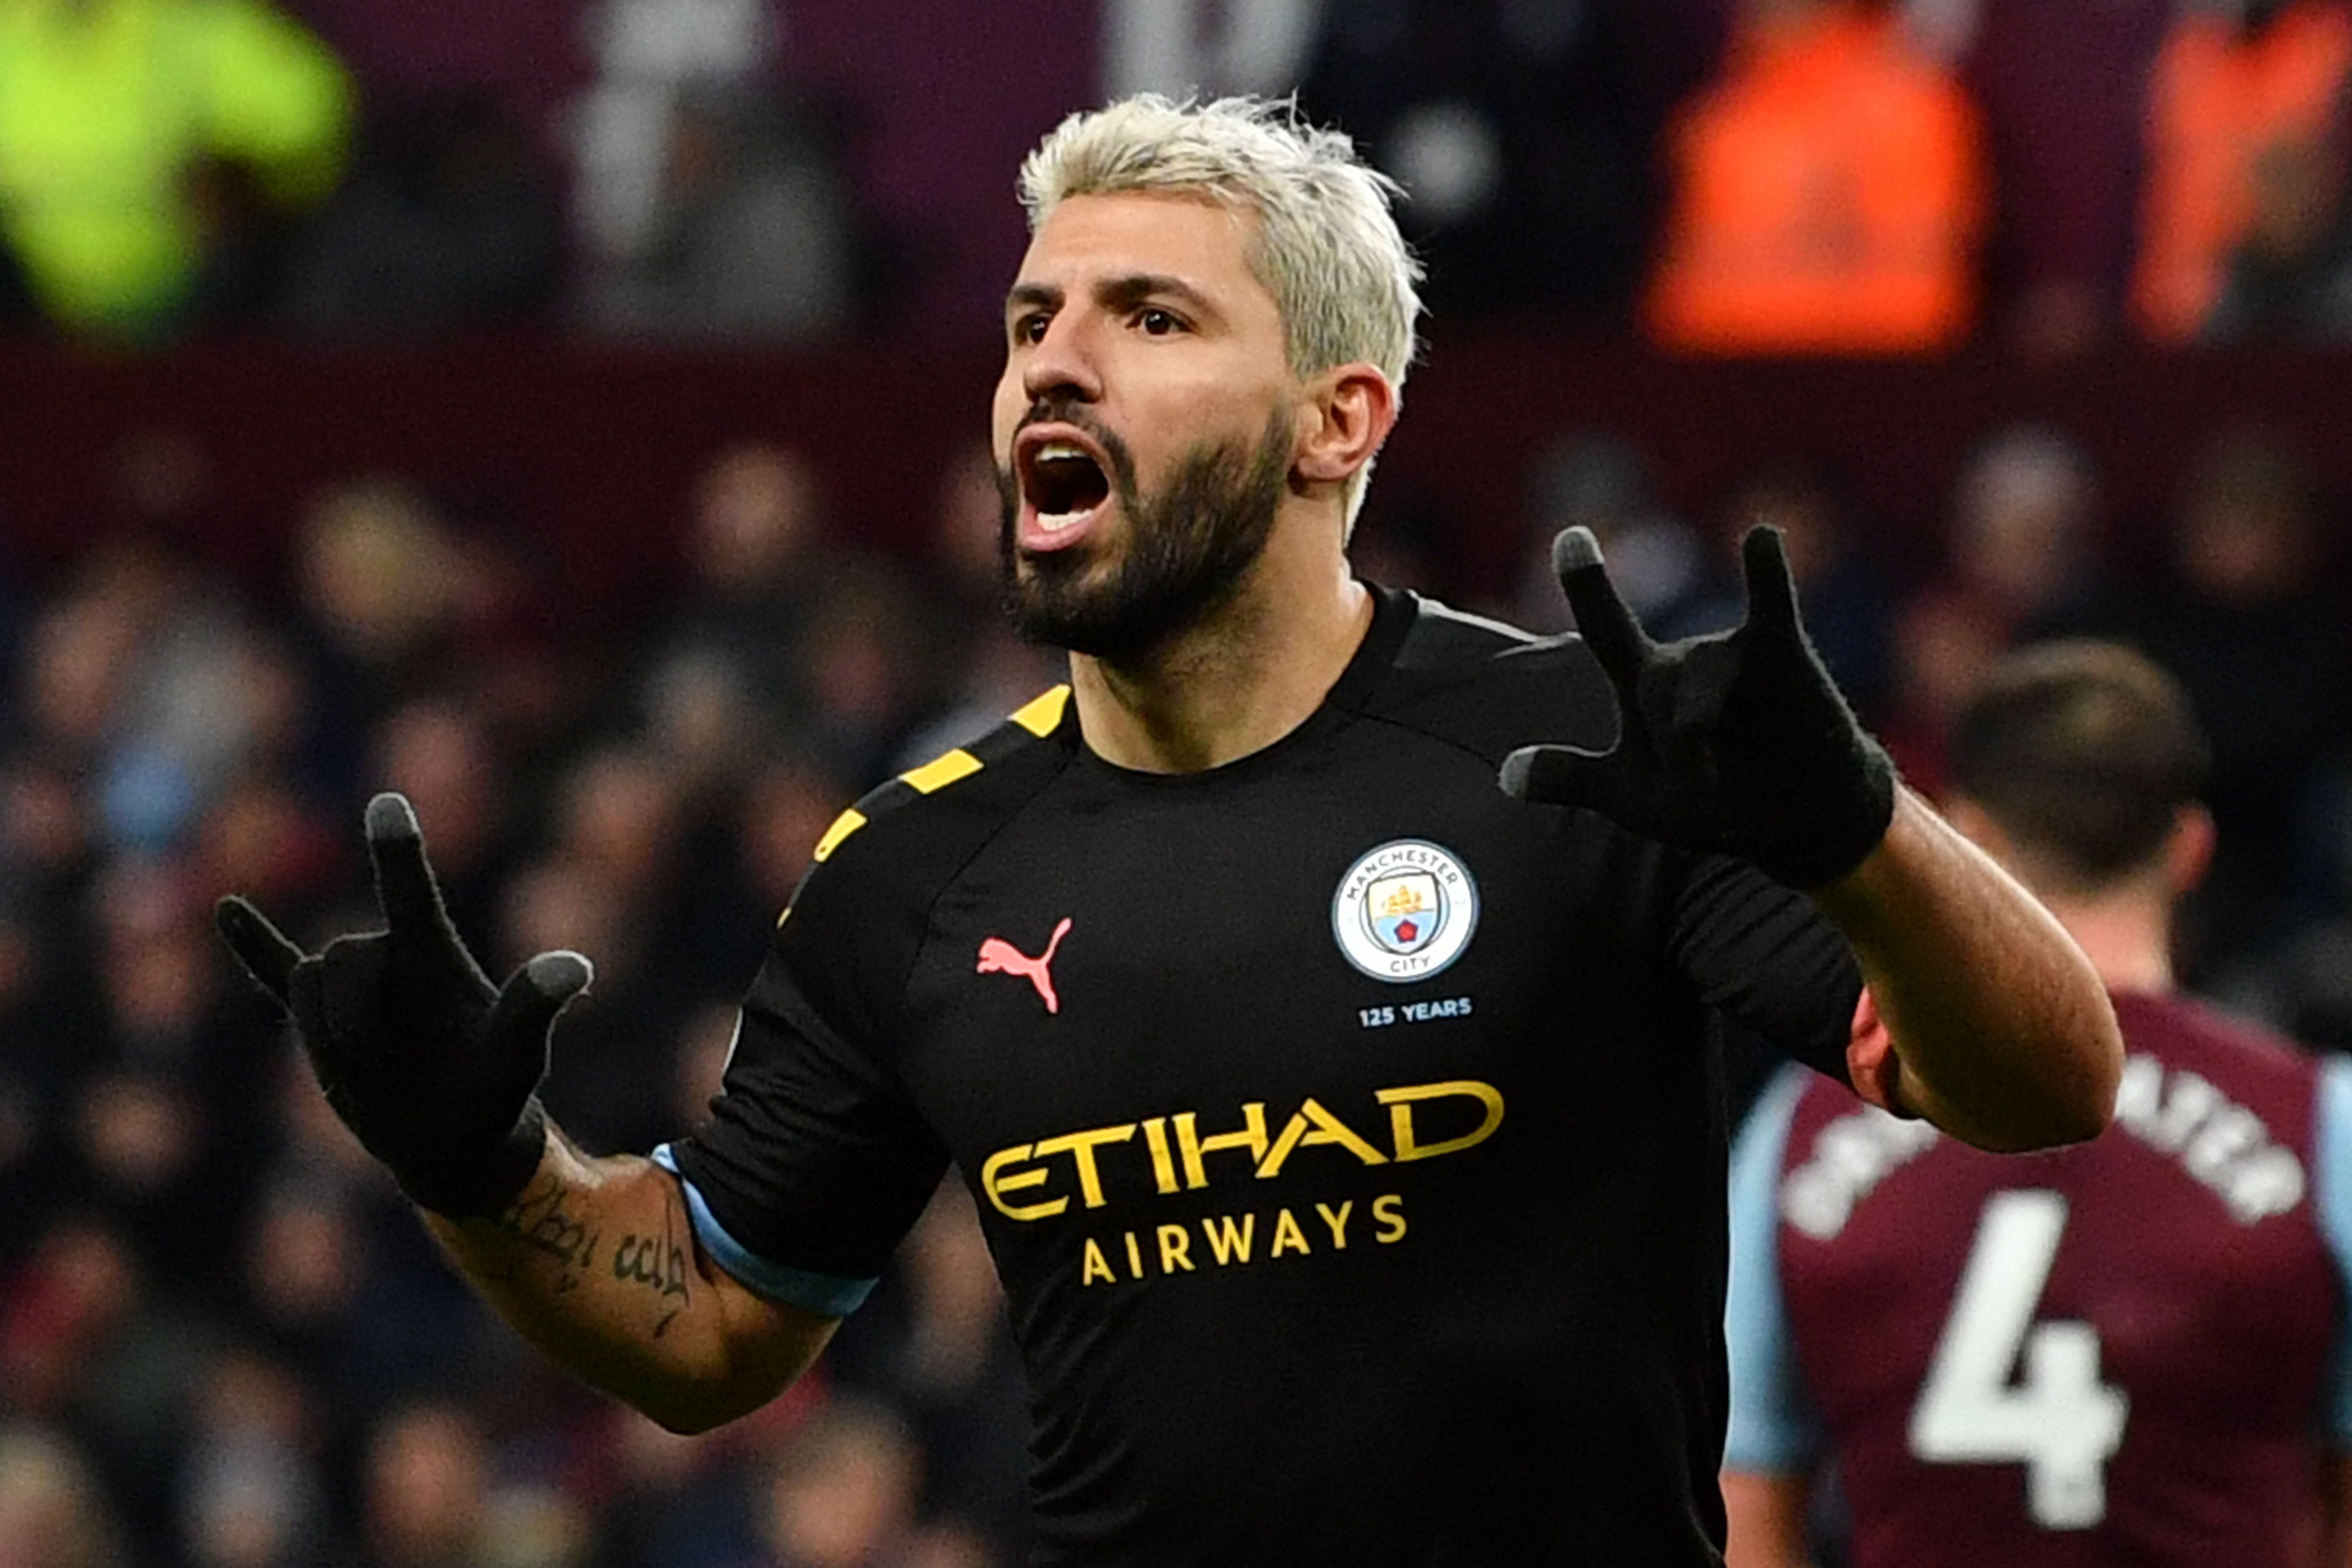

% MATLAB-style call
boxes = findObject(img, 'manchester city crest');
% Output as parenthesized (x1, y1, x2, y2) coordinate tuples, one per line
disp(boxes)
(1332, 840, 1479, 982)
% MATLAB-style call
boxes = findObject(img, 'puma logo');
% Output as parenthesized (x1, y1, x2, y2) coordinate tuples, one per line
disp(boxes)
(976, 917, 1073, 1015)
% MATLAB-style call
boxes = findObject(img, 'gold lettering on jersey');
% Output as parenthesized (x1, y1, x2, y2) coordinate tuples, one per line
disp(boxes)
(1202, 1212, 1254, 1263)
(985, 1080, 1505, 1222)
(1380, 1080, 1505, 1160)
(1028, 1124, 1136, 1209)
(1076, 1197, 1412, 1287)
(1157, 1224, 1193, 1272)
(981, 1144, 1067, 1221)
(1257, 1098, 1388, 1178)
(1175, 1103, 1269, 1188)
(1140, 1116, 1180, 1193)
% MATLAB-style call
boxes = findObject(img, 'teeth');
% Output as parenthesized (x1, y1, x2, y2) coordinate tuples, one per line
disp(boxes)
(1038, 508, 1091, 532)
(1034, 441, 1089, 463)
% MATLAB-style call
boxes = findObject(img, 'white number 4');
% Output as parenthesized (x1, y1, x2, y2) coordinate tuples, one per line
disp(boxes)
(1908, 1189, 2129, 1529)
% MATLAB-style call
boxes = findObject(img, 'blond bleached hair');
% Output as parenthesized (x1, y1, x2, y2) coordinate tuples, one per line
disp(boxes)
(1017, 94, 1425, 531)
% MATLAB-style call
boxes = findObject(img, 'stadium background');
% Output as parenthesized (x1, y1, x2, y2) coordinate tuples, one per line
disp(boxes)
(3, 2, 2351, 1564)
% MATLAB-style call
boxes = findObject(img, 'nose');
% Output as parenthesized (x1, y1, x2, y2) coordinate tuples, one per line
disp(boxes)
(1021, 310, 1102, 407)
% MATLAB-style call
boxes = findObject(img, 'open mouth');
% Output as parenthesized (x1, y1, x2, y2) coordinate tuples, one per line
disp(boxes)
(1019, 438, 1112, 533)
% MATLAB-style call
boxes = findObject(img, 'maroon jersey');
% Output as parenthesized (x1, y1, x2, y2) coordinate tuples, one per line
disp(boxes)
(1771, 991, 2343, 1567)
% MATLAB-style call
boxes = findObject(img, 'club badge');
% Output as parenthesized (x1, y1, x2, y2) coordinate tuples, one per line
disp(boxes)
(1332, 839, 1479, 983)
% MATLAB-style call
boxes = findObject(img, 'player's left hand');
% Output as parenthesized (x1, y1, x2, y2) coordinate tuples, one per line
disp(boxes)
(1500, 523, 1895, 889)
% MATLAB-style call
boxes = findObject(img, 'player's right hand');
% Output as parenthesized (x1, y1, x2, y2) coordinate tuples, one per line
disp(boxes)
(214, 792, 592, 1218)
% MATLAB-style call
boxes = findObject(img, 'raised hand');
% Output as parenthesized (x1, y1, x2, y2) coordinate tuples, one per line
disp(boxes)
(1500, 524, 1895, 889)
(215, 792, 592, 1216)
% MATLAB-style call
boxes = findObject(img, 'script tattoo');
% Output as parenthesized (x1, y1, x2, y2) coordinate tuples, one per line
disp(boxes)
(612, 1199, 691, 1337)
(498, 1177, 599, 1294)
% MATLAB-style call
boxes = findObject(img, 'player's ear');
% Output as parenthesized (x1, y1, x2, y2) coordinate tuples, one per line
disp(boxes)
(1293, 362, 1396, 490)
(2164, 803, 2215, 896)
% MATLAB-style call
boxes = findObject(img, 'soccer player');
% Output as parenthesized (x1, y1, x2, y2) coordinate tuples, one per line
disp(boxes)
(216, 97, 2122, 1564)
(1722, 639, 2352, 1568)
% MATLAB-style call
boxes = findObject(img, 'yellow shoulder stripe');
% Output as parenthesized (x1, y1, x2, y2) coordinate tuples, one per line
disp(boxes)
(811, 808, 866, 863)
(1012, 684, 1072, 737)
(901, 747, 982, 794)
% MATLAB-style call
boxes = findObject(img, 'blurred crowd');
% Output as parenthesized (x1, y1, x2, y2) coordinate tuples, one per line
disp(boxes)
(0, 436, 1058, 1568)
(0, 403, 2347, 1565)
(11, 0, 2352, 350)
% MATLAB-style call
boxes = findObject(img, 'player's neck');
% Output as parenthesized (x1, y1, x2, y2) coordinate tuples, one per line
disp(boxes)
(1068, 526, 1370, 773)
(2038, 891, 2175, 996)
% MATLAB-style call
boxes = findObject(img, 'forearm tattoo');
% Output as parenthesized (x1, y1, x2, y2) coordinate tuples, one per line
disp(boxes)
(612, 1195, 692, 1337)
(495, 1176, 601, 1294)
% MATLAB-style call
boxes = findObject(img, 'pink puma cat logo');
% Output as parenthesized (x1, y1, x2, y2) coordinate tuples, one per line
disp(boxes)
(976, 917, 1073, 1014)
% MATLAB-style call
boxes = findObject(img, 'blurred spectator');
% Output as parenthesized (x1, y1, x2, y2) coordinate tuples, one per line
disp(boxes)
(1296, 0, 1686, 325)
(752, 1396, 923, 1568)
(357, 1401, 491, 1568)
(1873, 585, 2006, 798)
(370, 696, 511, 950)
(0, 0, 351, 339)
(577, 82, 854, 341)
(2132, 0, 2352, 341)
(1941, 421, 2107, 637)
(283, 91, 564, 337)
(1708, 460, 1895, 719)
(2096, 428, 2352, 979)
(0, 1421, 122, 1568)
(1509, 431, 1712, 637)
(287, 478, 464, 798)
(1955, 0, 2174, 358)
(1645, 0, 1988, 354)
(896, 441, 1063, 766)
(176, 1348, 328, 1568)
(568, 0, 852, 340)
(0, 1217, 210, 1558)
(1100, 0, 1317, 100)
(642, 444, 830, 762)
(866, 1184, 1028, 1563)
(2206, 89, 2352, 338)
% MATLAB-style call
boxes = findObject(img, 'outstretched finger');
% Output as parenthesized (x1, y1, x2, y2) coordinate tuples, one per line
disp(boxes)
(483, 951, 594, 1061)
(364, 792, 448, 937)
(1553, 526, 1651, 701)
(215, 894, 307, 1004)
(1737, 524, 1800, 636)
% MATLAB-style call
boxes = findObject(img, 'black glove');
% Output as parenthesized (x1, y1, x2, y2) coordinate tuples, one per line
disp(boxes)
(214, 792, 591, 1217)
(1500, 524, 1895, 889)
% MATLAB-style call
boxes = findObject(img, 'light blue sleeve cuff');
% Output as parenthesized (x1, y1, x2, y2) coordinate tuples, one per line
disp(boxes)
(1723, 1067, 1827, 1473)
(2311, 1059, 2352, 1447)
(650, 1145, 878, 1318)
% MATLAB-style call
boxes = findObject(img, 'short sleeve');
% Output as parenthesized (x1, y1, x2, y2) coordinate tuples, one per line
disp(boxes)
(1723, 1067, 1827, 1473)
(663, 837, 951, 1317)
(1671, 855, 1865, 1086)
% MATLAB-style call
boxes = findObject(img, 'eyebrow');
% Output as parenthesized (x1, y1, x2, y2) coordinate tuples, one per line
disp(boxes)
(1003, 273, 1223, 323)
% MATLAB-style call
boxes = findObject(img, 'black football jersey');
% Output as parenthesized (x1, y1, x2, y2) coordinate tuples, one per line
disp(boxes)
(666, 584, 1863, 1566)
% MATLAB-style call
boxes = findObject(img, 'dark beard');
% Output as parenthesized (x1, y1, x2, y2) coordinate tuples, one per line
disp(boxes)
(996, 408, 1291, 663)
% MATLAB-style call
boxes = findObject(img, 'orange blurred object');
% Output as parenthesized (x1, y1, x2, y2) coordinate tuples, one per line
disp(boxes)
(1646, 3, 1988, 355)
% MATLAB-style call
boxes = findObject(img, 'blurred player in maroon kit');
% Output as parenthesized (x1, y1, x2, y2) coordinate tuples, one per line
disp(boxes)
(1722, 638, 2352, 1567)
